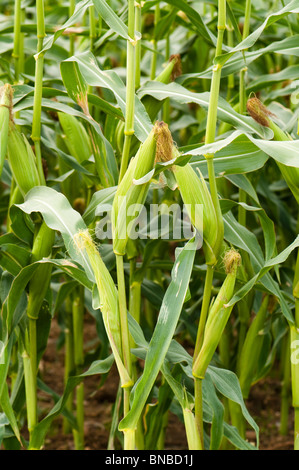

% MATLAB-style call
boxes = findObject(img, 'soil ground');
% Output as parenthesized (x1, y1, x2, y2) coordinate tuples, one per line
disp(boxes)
(34, 315, 294, 451)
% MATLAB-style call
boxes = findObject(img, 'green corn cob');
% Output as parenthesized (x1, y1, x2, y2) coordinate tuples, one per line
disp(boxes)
(7, 123, 41, 196)
(73, 229, 133, 388)
(143, 54, 182, 122)
(26, 221, 55, 320)
(174, 162, 219, 265)
(153, 121, 221, 265)
(193, 249, 241, 379)
(58, 112, 92, 164)
(111, 122, 160, 256)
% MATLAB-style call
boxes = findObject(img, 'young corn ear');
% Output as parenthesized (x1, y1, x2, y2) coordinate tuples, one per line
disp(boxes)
(174, 163, 219, 265)
(247, 97, 299, 204)
(192, 249, 241, 378)
(111, 123, 159, 256)
(4, 86, 55, 319)
(58, 112, 92, 164)
(7, 122, 41, 196)
(0, 84, 12, 177)
(58, 112, 95, 188)
(73, 229, 133, 388)
(154, 121, 220, 265)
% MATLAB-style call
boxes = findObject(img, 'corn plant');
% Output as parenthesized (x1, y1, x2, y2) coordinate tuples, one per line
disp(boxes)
(1, 0, 299, 452)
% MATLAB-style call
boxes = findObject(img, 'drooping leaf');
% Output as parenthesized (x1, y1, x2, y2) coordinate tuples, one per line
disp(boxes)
(62, 52, 153, 142)
(16, 186, 95, 282)
(138, 81, 273, 139)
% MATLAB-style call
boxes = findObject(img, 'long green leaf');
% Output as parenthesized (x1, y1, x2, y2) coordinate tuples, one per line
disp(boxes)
(138, 81, 273, 138)
(0, 382, 21, 444)
(29, 354, 114, 449)
(179, 35, 299, 83)
(215, 0, 299, 66)
(62, 52, 153, 142)
(119, 240, 196, 432)
(207, 366, 259, 447)
(16, 187, 94, 282)
(13, 95, 115, 164)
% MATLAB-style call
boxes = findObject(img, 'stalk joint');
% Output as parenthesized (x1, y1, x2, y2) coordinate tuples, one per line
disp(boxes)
(124, 129, 135, 136)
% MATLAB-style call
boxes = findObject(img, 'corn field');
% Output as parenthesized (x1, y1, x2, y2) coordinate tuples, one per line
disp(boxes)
(1, 0, 299, 452)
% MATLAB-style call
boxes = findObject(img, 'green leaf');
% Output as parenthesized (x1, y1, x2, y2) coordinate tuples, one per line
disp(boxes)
(16, 187, 95, 282)
(119, 239, 196, 432)
(60, 60, 89, 115)
(14, 96, 115, 166)
(142, 0, 219, 47)
(0, 233, 31, 276)
(248, 134, 299, 168)
(91, 0, 130, 40)
(248, 65, 299, 93)
(0, 382, 21, 444)
(29, 354, 114, 449)
(179, 35, 299, 83)
(223, 421, 257, 450)
(83, 186, 117, 226)
(223, 212, 294, 323)
(184, 132, 269, 176)
(3, 258, 92, 334)
(202, 373, 224, 450)
(220, 199, 276, 261)
(37, 0, 93, 58)
(62, 52, 153, 142)
(207, 366, 259, 448)
(138, 81, 273, 139)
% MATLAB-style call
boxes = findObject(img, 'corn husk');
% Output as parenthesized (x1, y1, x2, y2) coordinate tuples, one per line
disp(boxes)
(7, 123, 41, 196)
(26, 221, 55, 320)
(153, 121, 221, 264)
(193, 249, 241, 378)
(73, 229, 133, 388)
(174, 162, 219, 265)
(111, 123, 159, 255)
(58, 112, 92, 164)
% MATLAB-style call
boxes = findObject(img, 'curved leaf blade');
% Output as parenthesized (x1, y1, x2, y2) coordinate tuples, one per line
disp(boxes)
(119, 240, 196, 432)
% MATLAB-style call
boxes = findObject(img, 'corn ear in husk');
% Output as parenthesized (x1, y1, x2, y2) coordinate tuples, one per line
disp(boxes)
(26, 221, 55, 320)
(7, 124, 41, 196)
(58, 112, 92, 164)
(193, 249, 241, 379)
(73, 229, 133, 388)
(111, 123, 159, 256)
